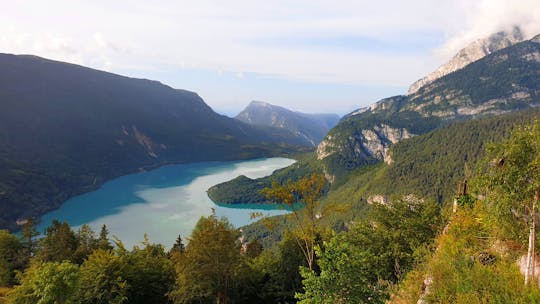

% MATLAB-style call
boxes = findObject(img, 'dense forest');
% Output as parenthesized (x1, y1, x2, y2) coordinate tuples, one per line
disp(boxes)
(3, 120, 540, 303)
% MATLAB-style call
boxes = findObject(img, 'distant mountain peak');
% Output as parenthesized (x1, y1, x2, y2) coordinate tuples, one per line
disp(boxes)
(532, 33, 540, 44)
(408, 26, 525, 95)
(248, 100, 272, 107)
(235, 101, 340, 146)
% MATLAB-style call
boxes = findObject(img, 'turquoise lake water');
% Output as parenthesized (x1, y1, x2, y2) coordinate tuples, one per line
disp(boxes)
(36, 157, 295, 248)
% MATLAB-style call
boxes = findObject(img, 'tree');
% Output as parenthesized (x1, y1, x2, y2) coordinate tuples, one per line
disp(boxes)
(124, 237, 175, 304)
(97, 225, 113, 251)
(19, 219, 39, 260)
(73, 224, 98, 264)
(477, 122, 540, 285)
(8, 261, 80, 304)
(170, 234, 186, 255)
(296, 196, 441, 304)
(261, 173, 326, 270)
(366, 197, 441, 281)
(296, 233, 387, 304)
(77, 249, 129, 304)
(37, 220, 78, 263)
(0, 230, 23, 286)
(244, 238, 263, 258)
(170, 214, 242, 304)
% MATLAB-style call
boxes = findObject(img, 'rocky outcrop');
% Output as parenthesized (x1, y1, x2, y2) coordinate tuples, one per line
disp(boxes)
(316, 135, 336, 160)
(317, 124, 414, 164)
(408, 26, 524, 95)
(361, 125, 414, 162)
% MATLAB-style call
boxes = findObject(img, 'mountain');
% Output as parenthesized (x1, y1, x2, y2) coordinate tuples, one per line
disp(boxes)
(235, 101, 340, 146)
(317, 33, 540, 182)
(408, 26, 525, 95)
(211, 107, 540, 247)
(0, 54, 311, 231)
(208, 30, 540, 208)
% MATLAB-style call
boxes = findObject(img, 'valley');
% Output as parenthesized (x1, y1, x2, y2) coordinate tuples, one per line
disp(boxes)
(2, 6, 540, 302)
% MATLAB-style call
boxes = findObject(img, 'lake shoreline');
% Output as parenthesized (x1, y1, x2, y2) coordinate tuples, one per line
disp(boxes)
(35, 157, 296, 248)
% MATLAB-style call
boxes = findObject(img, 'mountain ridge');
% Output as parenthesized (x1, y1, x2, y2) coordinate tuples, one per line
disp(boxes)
(235, 100, 340, 146)
(408, 26, 525, 95)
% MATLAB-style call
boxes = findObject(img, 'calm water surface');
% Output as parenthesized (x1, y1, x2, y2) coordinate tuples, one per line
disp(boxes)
(37, 158, 295, 248)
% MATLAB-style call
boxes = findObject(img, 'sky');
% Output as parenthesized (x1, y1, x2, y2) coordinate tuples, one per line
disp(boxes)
(1, 0, 540, 116)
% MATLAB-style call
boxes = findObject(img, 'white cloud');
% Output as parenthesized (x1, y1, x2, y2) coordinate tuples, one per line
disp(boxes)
(0, 0, 538, 112)
(436, 0, 540, 59)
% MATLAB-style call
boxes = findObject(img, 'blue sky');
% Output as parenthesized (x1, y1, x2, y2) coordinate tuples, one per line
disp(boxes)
(2, 0, 540, 116)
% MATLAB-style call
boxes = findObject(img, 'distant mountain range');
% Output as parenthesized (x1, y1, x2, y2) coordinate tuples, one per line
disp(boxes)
(235, 101, 340, 146)
(0, 54, 311, 231)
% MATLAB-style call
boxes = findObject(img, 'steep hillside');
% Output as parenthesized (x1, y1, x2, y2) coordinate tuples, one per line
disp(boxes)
(317, 35, 540, 182)
(0, 54, 310, 231)
(235, 101, 340, 146)
(209, 108, 540, 217)
(228, 108, 540, 248)
(324, 108, 540, 207)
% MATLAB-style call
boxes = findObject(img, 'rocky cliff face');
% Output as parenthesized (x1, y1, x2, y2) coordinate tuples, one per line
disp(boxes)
(408, 26, 524, 95)
(316, 123, 413, 165)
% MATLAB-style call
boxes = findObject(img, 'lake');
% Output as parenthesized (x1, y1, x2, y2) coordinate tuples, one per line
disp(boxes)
(36, 157, 295, 248)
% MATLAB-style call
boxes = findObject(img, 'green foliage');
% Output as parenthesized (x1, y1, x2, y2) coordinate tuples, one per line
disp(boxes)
(77, 249, 128, 304)
(37, 220, 78, 263)
(19, 220, 38, 263)
(125, 238, 175, 304)
(8, 261, 80, 304)
(170, 214, 242, 304)
(97, 225, 113, 251)
(244, 232, 307, 303)
(0, 231, 23, 287)
(261, 173, 327, 270)
(238, 108, 540, 248)
(296, 234, 388, 304)
(423, 205, 540, 303)
(475, 121, 540, 242)
(297, 197, 441, 303)
(73, 224, 97, 264)
(324, 108, 540, 211)
(207, 153, 322, 205)
(244, 238, 263, 258)
(0, 287, 10, 304)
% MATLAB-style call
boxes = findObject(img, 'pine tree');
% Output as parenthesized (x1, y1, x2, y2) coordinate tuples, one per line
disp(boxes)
(20, 218, 39, 259)
(38, 220, 78, 263)
(97, 224, 113, 251)
(74, 224, 97, 264)
(171, 234, 185, 254)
